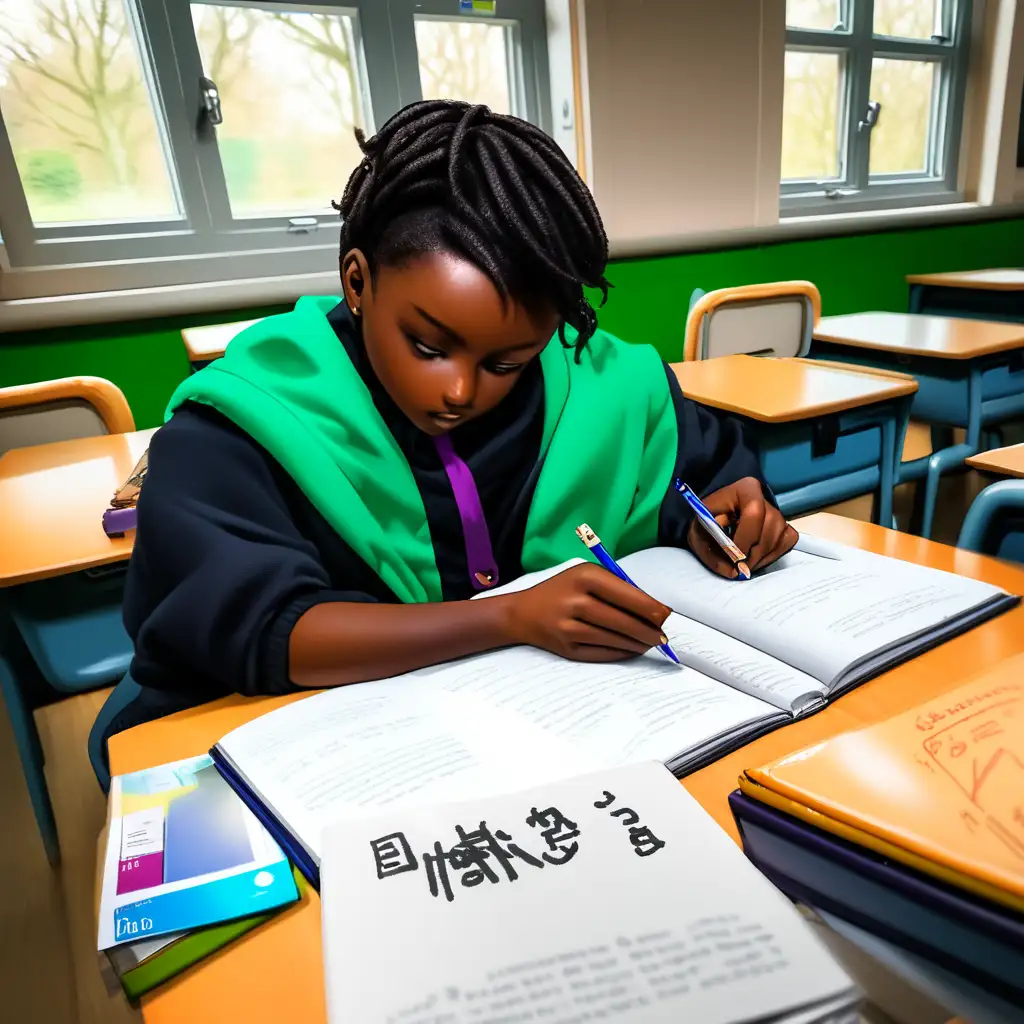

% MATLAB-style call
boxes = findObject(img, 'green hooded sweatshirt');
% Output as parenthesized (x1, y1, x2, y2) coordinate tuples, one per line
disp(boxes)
(167, 296, 678, 604)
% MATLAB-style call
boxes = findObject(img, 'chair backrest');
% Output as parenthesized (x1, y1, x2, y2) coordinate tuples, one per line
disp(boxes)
(0, 377, 135, 457)
(684, 281, 822, 362)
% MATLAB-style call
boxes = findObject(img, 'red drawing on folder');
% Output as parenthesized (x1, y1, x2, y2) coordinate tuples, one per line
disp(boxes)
(923, 698, 1024, 862)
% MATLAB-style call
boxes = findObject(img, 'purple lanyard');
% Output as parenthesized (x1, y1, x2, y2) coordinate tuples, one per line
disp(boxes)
(432, 434, 499, 591)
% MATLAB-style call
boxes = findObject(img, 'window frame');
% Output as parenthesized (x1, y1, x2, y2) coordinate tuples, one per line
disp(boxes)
(781, 0, 972, 216)
(0, 0, 552, 299)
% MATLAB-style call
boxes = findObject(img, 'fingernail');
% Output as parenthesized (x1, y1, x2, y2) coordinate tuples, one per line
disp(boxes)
(659, 634, 669, 645)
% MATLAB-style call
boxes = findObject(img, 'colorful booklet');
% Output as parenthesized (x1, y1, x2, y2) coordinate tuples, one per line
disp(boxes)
(97, 754, 298, 951)
(102, 868, 308, 1003)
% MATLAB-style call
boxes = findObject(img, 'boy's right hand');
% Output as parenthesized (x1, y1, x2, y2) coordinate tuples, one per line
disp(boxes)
(502, 563, 671, 662)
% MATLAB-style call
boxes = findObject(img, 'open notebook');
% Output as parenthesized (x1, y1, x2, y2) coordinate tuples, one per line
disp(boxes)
(211, 534, 1017, 886)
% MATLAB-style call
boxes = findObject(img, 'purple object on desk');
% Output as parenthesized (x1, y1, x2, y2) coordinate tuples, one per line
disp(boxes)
(103, 506, 137, 537)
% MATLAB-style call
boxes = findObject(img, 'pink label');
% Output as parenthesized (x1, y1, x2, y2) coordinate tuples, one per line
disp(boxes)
(116, 850, 164, 895)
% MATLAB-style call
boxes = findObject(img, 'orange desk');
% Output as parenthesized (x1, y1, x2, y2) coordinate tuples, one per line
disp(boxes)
(813, 312, 1024, 539)
(907, 269, 1024, 322)
(671, 356, 917, 524)
(671, 354, 916, 422)
(814, 312, 1024, 361)
(966, 443, 1024, 479)
(0, 429, 155, 586)
(106, 513, 1024, 1024)
(181, 319, 258, 368)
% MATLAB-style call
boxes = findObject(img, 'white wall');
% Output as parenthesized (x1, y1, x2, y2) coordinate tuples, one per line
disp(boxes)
(580, 0, 786, 246)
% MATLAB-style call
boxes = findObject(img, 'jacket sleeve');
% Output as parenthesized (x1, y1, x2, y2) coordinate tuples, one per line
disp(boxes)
(657, 362, 776, 547)
(123, 404, 376, 698)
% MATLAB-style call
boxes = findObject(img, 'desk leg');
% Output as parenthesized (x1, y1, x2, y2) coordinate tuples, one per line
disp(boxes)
(908, 284, 924, 314)
(917, 368, 983, 540)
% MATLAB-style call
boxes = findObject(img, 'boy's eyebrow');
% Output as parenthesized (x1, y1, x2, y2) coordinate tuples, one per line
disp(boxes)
(412, 305, 549, 355)
(412, 306, 467, 348)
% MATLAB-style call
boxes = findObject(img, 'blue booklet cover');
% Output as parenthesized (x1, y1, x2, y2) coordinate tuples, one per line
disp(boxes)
(97, 754, 299, 950)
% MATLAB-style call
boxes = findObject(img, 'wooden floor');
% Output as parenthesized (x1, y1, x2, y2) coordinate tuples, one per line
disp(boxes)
(0, 687, 140, 1024)
(0, 430, 1007, 1021)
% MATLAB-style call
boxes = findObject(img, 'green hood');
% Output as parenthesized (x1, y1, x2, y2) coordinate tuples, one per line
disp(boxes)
(167, 296, 677, 603)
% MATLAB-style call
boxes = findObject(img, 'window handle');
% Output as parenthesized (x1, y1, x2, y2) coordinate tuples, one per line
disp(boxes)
(200, 77, 223, 126)
(931, 3, 950, 42)
(858, 100, 881, 132)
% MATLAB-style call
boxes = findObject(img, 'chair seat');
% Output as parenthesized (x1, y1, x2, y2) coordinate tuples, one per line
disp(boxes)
(9, 570, 132, 694)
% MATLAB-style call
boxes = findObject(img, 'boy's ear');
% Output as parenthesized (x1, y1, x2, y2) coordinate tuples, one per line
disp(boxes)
(341, 249, 371, 316)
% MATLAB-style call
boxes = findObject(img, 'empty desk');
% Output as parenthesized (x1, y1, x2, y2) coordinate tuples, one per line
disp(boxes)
(0, 428, 154, 861)
(671, 355, 917, 525)
(181, 319, 258, 371)
(812, 312, 1024, 538)
(959, 443, 1024, 565)
(908, 269, 1024, 323)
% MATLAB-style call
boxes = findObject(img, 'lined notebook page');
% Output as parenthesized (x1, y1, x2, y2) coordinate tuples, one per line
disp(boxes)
(217, 648, 778, 863)
(622, 539, 1006, 686)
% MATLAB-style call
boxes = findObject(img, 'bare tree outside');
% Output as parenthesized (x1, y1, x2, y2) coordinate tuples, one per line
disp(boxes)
(415, 19, 512, 114)
(0, 0, 176, 222)
(781, 50, 841, 180)
(782, 0, 941, 183)
(191, 4, 368, 216)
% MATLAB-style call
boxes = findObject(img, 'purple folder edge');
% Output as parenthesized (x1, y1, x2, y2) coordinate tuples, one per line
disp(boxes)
(103, 506, 137, 538)
(728, 789, 1024, 1002)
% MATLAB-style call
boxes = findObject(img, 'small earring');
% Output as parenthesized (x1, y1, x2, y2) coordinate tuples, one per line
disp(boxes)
(351, 305, 361, 317)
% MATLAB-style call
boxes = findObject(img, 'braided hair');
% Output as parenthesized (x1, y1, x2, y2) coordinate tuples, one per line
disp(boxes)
(335, 100, 610, 360)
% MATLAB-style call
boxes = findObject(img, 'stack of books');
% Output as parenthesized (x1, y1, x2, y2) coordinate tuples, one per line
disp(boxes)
(731, 657, 1024, 1009)
(97, 753, 301, 1003)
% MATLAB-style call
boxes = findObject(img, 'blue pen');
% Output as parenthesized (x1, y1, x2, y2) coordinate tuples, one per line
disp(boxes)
(575, 523, 681, 665)
(675, 480, 751, 580)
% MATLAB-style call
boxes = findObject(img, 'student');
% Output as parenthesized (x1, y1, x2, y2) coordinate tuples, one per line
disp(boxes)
(110, 101, 796, 749)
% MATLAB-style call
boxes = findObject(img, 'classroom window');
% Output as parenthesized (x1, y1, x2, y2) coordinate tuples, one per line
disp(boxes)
(781, 0, 971, 214)
(0, 0, 551, 299)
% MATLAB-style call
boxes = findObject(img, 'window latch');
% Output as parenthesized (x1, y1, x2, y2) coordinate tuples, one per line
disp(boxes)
(823, 188, 860, 199)
(200, 77, 223, 126)
(858, 100, 881, 133)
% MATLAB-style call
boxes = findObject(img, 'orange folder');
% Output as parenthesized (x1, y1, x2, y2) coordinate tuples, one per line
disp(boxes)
(741, 654, 1024, 913)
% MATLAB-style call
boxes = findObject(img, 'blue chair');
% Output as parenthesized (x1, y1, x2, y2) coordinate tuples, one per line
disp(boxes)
(88, 670, 142, 795)
(0, 610, 59, 864)
(957, 479, 1024, 564)
(0, 376, 137, 864)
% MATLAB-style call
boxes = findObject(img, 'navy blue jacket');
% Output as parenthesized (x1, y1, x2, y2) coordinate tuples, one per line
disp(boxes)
(124, 304, 767, 699)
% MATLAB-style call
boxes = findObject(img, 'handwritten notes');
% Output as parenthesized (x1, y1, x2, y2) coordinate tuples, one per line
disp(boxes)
(320, 762, 855, 1024)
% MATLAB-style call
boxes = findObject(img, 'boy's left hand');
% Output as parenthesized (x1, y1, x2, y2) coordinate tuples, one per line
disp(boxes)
(687, 477, 798, 579)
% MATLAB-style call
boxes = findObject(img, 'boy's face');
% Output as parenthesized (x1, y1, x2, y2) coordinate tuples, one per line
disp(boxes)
(342, 249, 559, 436)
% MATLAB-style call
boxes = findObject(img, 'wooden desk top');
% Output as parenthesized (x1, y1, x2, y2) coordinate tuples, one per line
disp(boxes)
(106, 512, 1024, 1024)
(907, 268, 1024, 291)
(0, 429, 155, 586)
(966, 442, 1024, 479)
(814, 312, 1024, 360)
(670, 355, 917, 422)
(180, 319, 258, 362)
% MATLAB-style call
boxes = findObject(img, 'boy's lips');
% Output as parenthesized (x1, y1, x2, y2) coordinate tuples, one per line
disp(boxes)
(428, 411, 464, 426)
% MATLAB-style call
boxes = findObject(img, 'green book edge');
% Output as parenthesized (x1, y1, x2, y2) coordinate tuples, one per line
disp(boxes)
(119, 867, 306, 1003)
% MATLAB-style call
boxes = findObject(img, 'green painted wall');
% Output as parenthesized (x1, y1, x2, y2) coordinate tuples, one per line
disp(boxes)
(2, 215, 1022, 428)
